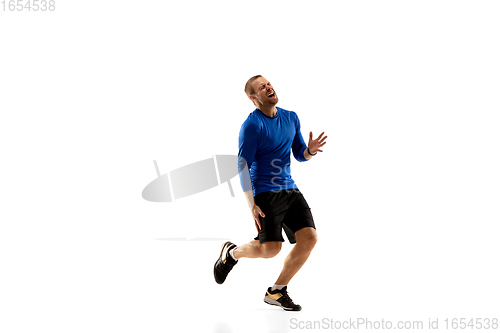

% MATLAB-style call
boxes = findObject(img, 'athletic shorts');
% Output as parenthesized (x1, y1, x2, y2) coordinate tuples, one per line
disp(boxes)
(253, 189, 316, 244)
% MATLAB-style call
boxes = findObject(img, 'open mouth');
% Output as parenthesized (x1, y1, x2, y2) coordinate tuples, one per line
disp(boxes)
(267, 92, 276, 98)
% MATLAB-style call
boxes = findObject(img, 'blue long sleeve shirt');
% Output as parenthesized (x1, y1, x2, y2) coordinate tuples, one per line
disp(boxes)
(238, 107, 309, 196)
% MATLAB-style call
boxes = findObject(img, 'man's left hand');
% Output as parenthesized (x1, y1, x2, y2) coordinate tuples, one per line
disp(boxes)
(308, 131, 327, 155)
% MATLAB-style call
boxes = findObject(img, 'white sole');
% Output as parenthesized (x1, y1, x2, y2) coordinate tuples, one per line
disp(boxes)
(263, 297, 293, 311)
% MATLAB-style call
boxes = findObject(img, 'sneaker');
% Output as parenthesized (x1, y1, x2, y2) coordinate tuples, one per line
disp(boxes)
(264, 286, 302, 311)
(214, 241, 238, 284)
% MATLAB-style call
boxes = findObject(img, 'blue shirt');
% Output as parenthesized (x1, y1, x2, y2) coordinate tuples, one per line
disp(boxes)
(238, 106, 309, 196)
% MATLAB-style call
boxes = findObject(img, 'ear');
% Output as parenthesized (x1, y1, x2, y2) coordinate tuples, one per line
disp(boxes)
(248, 94, 259, 106)
(248, 95, 257, 105)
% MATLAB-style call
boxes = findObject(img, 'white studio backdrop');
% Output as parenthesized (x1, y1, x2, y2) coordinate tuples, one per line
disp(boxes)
(1, 1, 499, 332)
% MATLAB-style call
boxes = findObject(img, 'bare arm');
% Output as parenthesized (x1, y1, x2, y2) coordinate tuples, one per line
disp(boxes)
(303, 148, 313, 160)
(243, 189, 255, 209)
(244, 189, 265, 232)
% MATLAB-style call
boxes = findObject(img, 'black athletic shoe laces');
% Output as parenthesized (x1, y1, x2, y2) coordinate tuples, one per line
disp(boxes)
(279, 288, 294, 303)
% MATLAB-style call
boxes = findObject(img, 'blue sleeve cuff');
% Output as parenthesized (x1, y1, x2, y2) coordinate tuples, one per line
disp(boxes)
(295, 146, 309, 162)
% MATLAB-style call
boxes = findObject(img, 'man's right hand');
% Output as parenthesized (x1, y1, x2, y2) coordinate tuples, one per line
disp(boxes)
(251, 204, 265, 233)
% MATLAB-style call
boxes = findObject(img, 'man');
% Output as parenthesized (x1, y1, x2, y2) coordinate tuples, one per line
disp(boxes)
(213, 75, 327, 311)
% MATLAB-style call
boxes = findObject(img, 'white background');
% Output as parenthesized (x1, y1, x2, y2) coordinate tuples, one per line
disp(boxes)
(1, 1, 499, 332)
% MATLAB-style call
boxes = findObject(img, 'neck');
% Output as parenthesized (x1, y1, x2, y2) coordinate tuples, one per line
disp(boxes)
(257, 105, 278, 117)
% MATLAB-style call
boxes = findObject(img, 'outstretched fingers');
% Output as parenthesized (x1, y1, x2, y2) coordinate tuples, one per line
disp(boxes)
(315, 132, 327, 147)
(316, 132, 327, 141)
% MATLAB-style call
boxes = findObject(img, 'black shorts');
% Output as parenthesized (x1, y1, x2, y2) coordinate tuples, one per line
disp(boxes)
(253, 189, 315, 244)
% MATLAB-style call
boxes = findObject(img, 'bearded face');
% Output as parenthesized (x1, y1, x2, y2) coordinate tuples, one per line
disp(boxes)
(250, 77, 278, 107)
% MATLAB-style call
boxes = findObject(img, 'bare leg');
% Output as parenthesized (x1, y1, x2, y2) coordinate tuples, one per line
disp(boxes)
(233, 240, 282, 259)
(275, 227, 317, 285)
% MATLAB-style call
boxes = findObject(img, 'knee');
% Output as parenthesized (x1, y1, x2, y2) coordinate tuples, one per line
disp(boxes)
(309, 232, 318, 249)
(261, 242, 281, 258)
(298, 229, 318, 252)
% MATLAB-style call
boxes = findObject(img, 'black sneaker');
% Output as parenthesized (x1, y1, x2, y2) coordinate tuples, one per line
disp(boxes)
(214, 241, 238, 284)
(264, 286, 302, 311)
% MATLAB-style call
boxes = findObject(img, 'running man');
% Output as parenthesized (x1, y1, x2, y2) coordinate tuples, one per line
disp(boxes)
(214, 75, 327, 311)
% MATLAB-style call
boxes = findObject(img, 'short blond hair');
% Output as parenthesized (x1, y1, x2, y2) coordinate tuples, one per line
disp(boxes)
(244, 75, 262, 96)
